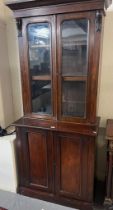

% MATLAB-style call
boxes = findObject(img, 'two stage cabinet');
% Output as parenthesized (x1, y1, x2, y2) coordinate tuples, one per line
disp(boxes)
(6, 0, 110, 209)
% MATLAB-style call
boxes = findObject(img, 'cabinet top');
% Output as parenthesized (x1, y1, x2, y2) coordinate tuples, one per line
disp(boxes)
(12, 117, 100, 137)
(6, 0, 111, 11)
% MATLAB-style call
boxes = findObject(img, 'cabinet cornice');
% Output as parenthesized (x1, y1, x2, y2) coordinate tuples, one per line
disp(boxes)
(6, 0, 111, 11)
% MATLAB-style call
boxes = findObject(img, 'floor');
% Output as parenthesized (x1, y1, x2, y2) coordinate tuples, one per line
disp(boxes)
(0, 190, 74, 210)
(0, 189, 109, 210)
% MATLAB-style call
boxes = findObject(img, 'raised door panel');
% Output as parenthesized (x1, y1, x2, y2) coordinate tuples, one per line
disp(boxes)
(16, 127, 54, 193)
(55, 133, 95, 202)
(60, 137, 81, 195)
(28, 132, 48, 187)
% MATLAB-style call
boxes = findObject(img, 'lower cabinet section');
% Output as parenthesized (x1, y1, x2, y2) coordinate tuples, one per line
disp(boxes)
(16, 127, 95, 210)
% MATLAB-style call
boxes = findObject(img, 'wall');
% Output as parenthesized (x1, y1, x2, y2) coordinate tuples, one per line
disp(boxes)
(98, 11, 113, 127)
(0, 0, 14, 128)
(96, 9, 113, 181)
(5, 7, 23, 121)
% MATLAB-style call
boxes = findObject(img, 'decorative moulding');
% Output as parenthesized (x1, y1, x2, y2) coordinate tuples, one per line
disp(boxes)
(5, 0, 111, 10)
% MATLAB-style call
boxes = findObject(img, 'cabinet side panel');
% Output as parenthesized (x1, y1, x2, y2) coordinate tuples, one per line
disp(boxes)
(28, 132, 48, 187)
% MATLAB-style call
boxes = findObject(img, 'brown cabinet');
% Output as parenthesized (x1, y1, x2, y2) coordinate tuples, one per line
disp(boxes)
(6, 0, 110, 209)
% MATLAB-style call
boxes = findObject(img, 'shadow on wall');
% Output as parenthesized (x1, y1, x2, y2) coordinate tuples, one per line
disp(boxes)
(0, 15, 14, 128)
(98, 11, 113, 127)
(5, 6, 23, 122)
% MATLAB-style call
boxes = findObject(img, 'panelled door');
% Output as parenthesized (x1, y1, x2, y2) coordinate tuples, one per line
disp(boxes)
(54, 132, 95, 202)
(16, 127, 54, 193)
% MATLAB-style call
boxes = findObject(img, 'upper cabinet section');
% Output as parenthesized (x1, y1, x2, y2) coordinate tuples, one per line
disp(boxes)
(6, 0, 111, 124)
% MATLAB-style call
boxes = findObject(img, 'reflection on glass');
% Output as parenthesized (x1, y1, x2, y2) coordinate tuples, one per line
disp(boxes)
(31, 80, 52, 114)
(61, 19, 88, 76)
(27, 23, 51, 76)
(62, 81, 86, 117)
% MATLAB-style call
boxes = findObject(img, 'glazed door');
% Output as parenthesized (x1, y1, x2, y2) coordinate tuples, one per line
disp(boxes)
(54, 133, 95, 202)
(57, 12, 95, 122)
(16, 127, 54, 193)
(22, 16, 56, 119)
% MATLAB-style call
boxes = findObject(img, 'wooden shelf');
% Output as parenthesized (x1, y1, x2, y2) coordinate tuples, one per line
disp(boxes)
(63, 100, 85, 103)
(62, 76, 87, 81)
(30, 45, 50, 48)
(32, 75, 51, 81)
(62, 42, 87, 47)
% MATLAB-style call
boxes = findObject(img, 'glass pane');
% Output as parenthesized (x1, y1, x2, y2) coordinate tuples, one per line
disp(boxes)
(62, 81, 86, 117)
(61, 19, 88, 76)
(27, 23, 51, 76)
(31, 80, 52, 114)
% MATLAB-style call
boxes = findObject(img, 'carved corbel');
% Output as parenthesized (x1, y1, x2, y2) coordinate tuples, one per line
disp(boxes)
(95, 10, 102, 32)
(16, 18, 22, 37)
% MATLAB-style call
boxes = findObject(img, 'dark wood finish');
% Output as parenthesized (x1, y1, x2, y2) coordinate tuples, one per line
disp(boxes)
(104, 120, 113, 207)
(63, 76, 87, 81)
(89, 11, 102, 123)
(0, 208, 8, 210)
(7, 2, 109, 20)
(6, 0, 111, 11)
(16, 125, 95, 210)
(55, 133, 95, 202)
(18, 36, 31, 114)
(18, 186, 93, 210)
(6, 0, 107, 209)
(16, 127, 54, 192)
(13, 117, 100, 137)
